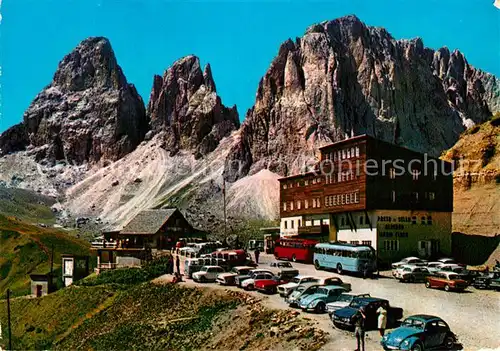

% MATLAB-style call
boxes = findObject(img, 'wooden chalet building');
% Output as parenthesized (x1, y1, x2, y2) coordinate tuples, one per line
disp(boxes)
(94, 208, 204, 271)
(279, 135, 453, 263)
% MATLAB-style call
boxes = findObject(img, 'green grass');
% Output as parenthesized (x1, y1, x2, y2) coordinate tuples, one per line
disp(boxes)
(0, 286, 115, 350)
(0, 215, 93, 296)
(0, 187, 56, 225)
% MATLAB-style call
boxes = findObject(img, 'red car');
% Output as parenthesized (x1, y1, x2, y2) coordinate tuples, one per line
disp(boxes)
(255, 277, 288, 294)
(425, 272, 469, 292)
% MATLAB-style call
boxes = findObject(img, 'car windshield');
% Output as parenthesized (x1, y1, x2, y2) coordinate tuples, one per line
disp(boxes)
(402, 318, 425, 329)
(200, 266, 208, 272)
(350, 299, 369, 309)
(315, 288, 328, 295)
(337, 294, 353, 303)
(448, 274, 459, 280)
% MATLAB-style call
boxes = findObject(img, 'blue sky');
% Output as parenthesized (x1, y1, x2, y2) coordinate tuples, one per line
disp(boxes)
(0, 0, 499, 132)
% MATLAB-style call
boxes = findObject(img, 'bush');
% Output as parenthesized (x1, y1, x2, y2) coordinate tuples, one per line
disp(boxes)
(76, 256, 171, 287)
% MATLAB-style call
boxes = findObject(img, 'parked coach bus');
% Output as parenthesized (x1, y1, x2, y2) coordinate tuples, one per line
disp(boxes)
(274, 238, 318, 263)
(313, 242, 377, 275)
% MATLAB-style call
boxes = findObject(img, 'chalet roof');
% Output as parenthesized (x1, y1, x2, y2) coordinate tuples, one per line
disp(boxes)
(120, 209, 178, 235)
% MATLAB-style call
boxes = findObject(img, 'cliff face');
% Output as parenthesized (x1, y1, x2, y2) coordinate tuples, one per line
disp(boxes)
(147, 55, 240, 158)
(0, 37, 148, 165)
(224, 15, 500, 181)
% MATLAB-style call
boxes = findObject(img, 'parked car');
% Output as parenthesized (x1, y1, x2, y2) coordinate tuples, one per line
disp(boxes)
(255, 276, 288, 294)
(392, 257, 427, 269)
(326, 293, 371, 315)
(286, 283, 321, 307)
(234, 269, 273, 287)
(241, 271, 275, 290)
(269, 261, 293, 269)
(277, 275, 320, 297)
(438, 264, 465, 274)
(392, 265, 414, 279)
(298, 286, 348, 313)
(437, 257, 458, 265)
(398, 266, 431, 283)
(426, 262, 445, 275)
(332, 297, 403, 330)
(381, 315, 457, 351)
(472, 271, 500, 290)
(425, 272, 468, 292)
(216, 266, 254, 285)
(318, 277, 352, 292)
(192, 266, 225, 282)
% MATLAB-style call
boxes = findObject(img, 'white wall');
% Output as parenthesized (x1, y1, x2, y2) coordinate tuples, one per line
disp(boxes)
(280, 216, 303, 237)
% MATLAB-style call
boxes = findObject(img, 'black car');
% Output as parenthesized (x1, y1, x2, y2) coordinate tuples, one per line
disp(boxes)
(332, 297, 403, 330)
(473, 271, 500, 289)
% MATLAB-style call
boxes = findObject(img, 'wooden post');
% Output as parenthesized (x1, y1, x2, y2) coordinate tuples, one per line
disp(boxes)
(6, 289, 12, 351)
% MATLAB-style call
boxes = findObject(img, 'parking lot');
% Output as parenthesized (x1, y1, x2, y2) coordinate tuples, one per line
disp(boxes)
(160, 253, 499, 350)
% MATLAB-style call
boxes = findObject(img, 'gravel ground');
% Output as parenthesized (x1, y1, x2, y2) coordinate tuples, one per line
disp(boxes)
(158, 253, 500, 351)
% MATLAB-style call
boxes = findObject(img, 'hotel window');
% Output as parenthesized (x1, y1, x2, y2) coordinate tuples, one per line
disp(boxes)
(427, 216, 433, 225)
(283, 202, 287, 211)
(351, 147, 355, 157)
(342, 149, 346, 159)
(334, 152, 337, 161)
(346, 194, 350, 204)
(391, 190, 396, 203)
(389, 167, 396, 179)
(317, 198, 321, 207)
(298, 219, 302, 227)
(355, 146, 360, 157)
(428, 192, 435, 201)
(291, 220, 294, 229)
(412, 169, 419, 180)
(421, 216, 426, 225)
(355, 192, 359, 203)
(283, 184, 287, 189)
(305, 199, 309, 209)
(362, 240, 372, 246)
(338, 172, 342, 182)
(350, 193, 355, 203)
(297, 200, 301, 210)
(341, 194, 346, 205)
(284, 220, 288, 229)
(312, 198, 316, 208)
(312, 178, 316, 184)
(384, 240, 400, 251)
(333, 195, 337, 206)
(347, 149, 351, 158)
(412, 216, 417, 225)
(305, 180, 309, 186)
(290, 201, 294, 210)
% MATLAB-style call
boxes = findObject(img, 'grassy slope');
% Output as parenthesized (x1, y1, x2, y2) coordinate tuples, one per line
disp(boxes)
(0, 215, 92, 296)
(0, 187, 57, 225)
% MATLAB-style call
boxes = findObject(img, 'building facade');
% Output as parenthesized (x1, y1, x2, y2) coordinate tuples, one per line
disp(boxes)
(279, 135, 453, 263)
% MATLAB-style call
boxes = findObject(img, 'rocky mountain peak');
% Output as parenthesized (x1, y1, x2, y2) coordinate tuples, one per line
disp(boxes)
(224, 15, 500, 182)
(0, 36, 148, 165)
(52, 37, 127, 92)
(147, 55, 239, 158)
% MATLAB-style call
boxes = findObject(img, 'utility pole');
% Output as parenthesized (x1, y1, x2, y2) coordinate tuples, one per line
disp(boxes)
(6, 289, 12, 351)
(223, 178, 227, 239)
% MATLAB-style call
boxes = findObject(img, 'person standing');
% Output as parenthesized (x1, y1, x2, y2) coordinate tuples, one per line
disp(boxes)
(176, 254, 180, 275)
(254, 247, 260, 264)
(363, 261, 370, 279)
(377, 304, 388, 337)
(351, 307, 366, 351)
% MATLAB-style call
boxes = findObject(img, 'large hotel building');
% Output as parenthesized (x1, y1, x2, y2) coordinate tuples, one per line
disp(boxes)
(278, 135, 453, 263)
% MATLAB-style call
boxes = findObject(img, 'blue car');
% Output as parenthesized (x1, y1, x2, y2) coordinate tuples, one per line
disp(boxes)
(298, 285, 347, 313)
(381, 315, 457, 351)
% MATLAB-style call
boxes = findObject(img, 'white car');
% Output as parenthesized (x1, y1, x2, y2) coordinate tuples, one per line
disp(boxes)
(437, 258, 457, 264)
(192, 265, 224, 282)
(391, 257, 427, 269)
(326, 293, 370, 315)
(277, 276, 320, 297)
(426, 262, 445, 274)
(241, 272, 275, 290)
(216, 266, 254, 285)
(392, 264, 415, 279)
(438, 264, 465, 274)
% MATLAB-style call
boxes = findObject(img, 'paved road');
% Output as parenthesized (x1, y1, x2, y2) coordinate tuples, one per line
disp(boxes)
(167, 253, 500, 350)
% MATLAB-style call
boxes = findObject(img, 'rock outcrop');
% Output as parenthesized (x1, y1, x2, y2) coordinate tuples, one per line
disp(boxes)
(224, 15, 500, 181)
(147, 55, 240, 158)
(0, 37, 148, 165)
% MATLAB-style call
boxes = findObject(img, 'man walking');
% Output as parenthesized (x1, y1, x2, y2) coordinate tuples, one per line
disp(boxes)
(176, 254, 181, 275)
(254, 247, 260, 264)
(351, 307, 366, 351)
